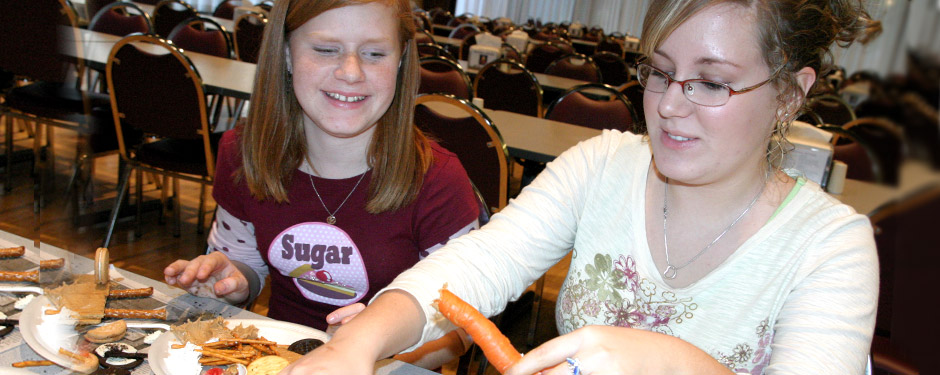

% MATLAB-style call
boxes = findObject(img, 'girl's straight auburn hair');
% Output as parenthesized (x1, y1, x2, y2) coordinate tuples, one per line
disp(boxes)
(239, 0, 430, 213)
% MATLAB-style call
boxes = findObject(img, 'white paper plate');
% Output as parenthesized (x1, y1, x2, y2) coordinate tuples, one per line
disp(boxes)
(20, 295, 88, 372)
(148, 318, 329, 375)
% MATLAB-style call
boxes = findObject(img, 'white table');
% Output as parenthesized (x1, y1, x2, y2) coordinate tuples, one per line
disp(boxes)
(61, 27, 256, 100)
(0, 230, 438, 375)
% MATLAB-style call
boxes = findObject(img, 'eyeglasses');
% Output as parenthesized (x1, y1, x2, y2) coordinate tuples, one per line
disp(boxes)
(636, 63, 777, 107)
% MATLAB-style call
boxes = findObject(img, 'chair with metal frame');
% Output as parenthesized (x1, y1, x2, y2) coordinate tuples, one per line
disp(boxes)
(233, 10, 267, 63)
(595, 36, 624, 57)
(103, 34, 219, 247)
(500, 43, 523, 64)
(545, 53, 602, 83)
(0, 0, 116, 206)
(151, 0, 197, 38)
(591, 51, 631, 86)
(415, 27, 434, 45)
(449, 23, 480, 41)
(818, 125, 882, 184)
(843, 117, 905, 186)
(213, 0, 251, 20)
(88, 1, 154, 37)
(545, 83, 639, 133)
(168, 16, 234, 59)
(618, 80, 646, 133)
(414, 94, 509, 214)
(418, 56, 473, 100)
(800, 94, 857, 127)
(524, 41, 572, 74)
(417, 43, 455, 60)
(473, 58, 544, 118)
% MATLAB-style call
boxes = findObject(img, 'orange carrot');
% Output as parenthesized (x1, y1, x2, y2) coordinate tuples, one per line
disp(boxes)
(437, 287, 522, 374)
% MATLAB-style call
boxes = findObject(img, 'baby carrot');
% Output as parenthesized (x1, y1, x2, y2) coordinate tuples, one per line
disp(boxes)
(437, 287, 522, 374)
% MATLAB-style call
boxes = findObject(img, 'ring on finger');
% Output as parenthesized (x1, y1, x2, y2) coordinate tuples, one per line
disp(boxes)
(566, 357, 582, 375)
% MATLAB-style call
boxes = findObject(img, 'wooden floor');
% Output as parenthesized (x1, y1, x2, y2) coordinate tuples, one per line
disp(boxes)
(0, 117, 569, 374)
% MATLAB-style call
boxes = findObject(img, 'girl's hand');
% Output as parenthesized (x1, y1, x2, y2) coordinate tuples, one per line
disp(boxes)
(163, 251, 249, 305)
(325, 303, 366, 335)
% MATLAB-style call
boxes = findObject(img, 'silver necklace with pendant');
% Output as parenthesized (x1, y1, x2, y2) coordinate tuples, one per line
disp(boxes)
(307, 167, 368, 225)
(661, 177, 766, 280)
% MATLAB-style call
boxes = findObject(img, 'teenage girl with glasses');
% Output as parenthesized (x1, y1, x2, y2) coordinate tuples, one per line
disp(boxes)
(282, 1, 882, 374)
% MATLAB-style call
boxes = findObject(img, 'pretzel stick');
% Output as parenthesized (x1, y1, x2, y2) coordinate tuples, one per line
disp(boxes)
(107, 287, 154, 299)
(40, 258, 65, 270)
(217, 338, 277, 346)
(250, 342, 275, 355)
(12, 360, 56, 368)
(103, 308, 167, 320)
(0, 246, 25, 258)
(0, 270, 38, 283)
(195, 348, 248, 365)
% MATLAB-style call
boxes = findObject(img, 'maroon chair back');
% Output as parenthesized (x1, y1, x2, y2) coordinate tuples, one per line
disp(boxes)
(525, 42, 569, 73)
(595, 37, 624, 56)
(591, 51, 631, 86)
(0, 0, 75, 83)
(431, 10, 453, 26)
(414, 94, 509, 213)
(619, 81, 646, 132)
(449, 23, 479, 40)
(152, 0, 197, 38)
(545, 54, 601, 83)
(822, 125, 881, 183)
(417, 43, 455, 60)
(545, 83, 637, 132)
(473, 59, 544, 117)
(169, 16, 233, 59)
(89, 2, 153, 37)
(213, 0, 246, 20)
(419, 57, 472, 99)
(458, 31, 480, 60)
(234, 11, 267, 63)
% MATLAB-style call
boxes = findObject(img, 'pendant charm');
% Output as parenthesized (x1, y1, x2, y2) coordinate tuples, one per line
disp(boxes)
(662, 265, 678, 279)
(326, 215, 336, 225)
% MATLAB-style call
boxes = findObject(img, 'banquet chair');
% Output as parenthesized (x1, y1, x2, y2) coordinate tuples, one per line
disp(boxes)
(103, 34, 219, 247)
(0, 0, 115, 207)
(843, 117, 906, 186)
(213, 0, 251, 20)
(618, 80, 646, 133)
(415, 28, 434, 45)
(234, 11, 268, 63)
(151, 0, 197, 38)
(168, 16, 234, 59)
(88, 1, 153, 37)
(473, 59, 543, 118)
(169, 16, 234, 127)
(595, 36, 624, 57)
(430, 9, 453, 26)
(413, 12, 432, 33)
(457, 31, 482, 61)
(545, 83, 638, 133)
(500, 43, 523, 64)
(417, 43, 455, 60)
(545, 54, 601, 83)
(818, 125, 882, 184)
(592, 51, 631, 86)
(869, 188, 940, 375)
(799, 94, 857, 126)
(418, 56, 472, 99)
(255, 0, 274, 12)
(449, 23, 480, 41)
(525, 41, 572, 74)
(414, 94, 509, 214)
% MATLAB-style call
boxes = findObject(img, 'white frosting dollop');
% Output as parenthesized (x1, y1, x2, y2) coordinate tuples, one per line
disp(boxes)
(165, 342, 203, 375)
(14, 294, 35, 310)
(143, 330, 163, 345)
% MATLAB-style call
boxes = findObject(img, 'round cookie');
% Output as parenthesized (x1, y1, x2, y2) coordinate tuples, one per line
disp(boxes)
(246, 356, 290, 375)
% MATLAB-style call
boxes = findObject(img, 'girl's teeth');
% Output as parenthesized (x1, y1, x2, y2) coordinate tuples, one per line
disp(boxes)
(326, 92, 365, 102)
(668, 133, 692, 141)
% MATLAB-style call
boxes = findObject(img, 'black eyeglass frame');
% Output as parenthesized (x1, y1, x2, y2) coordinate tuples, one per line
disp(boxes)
(636, 63, 780, 107)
